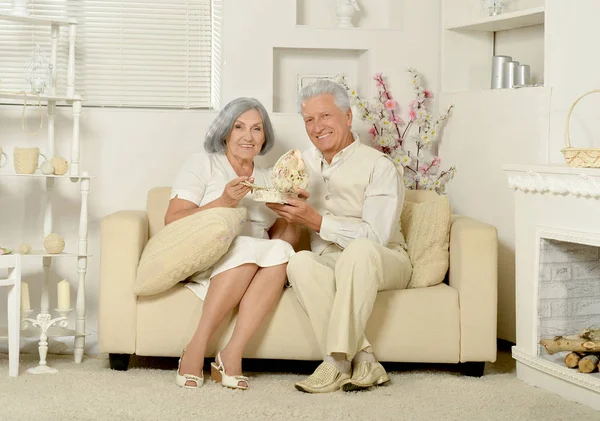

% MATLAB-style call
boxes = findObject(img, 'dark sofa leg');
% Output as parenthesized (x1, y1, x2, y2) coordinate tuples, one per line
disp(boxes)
(109, 353, 131, 371)
(461, 361, 485, 377)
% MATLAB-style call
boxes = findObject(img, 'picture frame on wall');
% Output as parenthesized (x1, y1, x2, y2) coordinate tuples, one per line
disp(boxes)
(296, 73, 342, 92)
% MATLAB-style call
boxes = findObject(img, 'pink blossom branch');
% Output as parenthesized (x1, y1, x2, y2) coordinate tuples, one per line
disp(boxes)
(401, 120, 413, 141)
(436, 167, 455, 181)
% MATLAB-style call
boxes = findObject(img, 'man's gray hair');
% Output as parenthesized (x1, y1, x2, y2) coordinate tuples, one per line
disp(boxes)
(297, 79, 351, 115)
(205, 97, 275, 156)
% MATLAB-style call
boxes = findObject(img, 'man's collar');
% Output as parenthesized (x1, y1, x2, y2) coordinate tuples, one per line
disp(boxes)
(313, 132, 361, 163)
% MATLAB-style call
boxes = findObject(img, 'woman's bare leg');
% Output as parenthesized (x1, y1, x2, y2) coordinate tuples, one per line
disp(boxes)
(219, 264, 287, 383)
(178, 263, 258, 386)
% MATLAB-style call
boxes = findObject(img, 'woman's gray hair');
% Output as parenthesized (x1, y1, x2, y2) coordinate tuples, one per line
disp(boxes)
(204, 97, 275, 155)
(297, 79, 351, 115)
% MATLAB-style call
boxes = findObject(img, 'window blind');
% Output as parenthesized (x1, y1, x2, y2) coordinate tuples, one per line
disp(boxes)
(0, 0, 216, 109)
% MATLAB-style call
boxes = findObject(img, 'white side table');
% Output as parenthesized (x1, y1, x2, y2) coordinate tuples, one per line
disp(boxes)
(0, 254, 22, 377)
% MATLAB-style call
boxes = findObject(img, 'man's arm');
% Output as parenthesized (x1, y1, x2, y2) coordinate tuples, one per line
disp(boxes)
(267, 156, 402, 248)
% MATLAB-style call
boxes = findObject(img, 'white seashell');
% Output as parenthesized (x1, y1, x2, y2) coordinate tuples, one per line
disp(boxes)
(40, 160, 54, 175)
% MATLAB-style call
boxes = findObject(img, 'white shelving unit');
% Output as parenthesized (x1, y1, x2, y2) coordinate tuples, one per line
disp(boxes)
(446, 6, 545, 32)
(0, 10, 90, 375)
(441, 3, 546, 93)
(0, 11, 75, 26)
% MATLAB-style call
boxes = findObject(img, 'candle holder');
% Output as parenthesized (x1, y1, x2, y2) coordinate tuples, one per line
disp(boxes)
(21, 308, 72, 374)
(20, 308, 33, 323)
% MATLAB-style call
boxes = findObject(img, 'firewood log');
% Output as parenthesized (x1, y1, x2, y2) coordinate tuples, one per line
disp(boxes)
(578, 355, 599, 373)
(564, 352, 584, 368)
(540, 338, 600, 355)
(580, 329, 600, 341)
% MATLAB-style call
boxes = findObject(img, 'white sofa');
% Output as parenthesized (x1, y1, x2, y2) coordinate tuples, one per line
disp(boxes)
(98, 187, 498, 376)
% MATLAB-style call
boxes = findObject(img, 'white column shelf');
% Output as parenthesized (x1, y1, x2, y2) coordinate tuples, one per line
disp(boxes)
(0, 11, 91, 374)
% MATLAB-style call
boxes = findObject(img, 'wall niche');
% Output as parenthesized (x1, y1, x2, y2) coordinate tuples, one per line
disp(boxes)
(272, 47, 370, 113)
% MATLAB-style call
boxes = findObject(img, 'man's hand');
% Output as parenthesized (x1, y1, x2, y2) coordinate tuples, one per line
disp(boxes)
(266, 190, 322, 232)
(295, 188, 310, 201)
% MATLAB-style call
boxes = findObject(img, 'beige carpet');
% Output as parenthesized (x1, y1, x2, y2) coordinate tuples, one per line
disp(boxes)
(0, 349, 598, 421)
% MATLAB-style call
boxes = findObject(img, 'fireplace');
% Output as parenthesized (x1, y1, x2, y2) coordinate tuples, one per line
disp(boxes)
(537, 238, 600, 351)
(504, 164, 600, 411)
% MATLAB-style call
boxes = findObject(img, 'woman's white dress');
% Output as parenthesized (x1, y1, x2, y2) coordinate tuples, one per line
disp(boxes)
(170, 151, 295, 300)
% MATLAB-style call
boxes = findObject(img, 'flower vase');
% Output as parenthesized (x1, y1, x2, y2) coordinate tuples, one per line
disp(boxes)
(12, 0, 29, 17)
(335, 0, 360, 28)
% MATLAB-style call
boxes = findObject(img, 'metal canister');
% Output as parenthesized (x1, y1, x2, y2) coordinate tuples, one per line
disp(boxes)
(502, 61, 519, 89)
(491, 55, 512, 89)
(516, 64, 531, 86)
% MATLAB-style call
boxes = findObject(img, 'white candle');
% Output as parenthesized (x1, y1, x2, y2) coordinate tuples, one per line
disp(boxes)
(21, 281, 31, 311)
(57, 279, 70, 310)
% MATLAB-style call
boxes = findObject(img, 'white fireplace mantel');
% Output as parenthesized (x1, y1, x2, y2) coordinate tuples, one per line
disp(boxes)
(503, 163, 600, 412)
(505, 164, 600, 198)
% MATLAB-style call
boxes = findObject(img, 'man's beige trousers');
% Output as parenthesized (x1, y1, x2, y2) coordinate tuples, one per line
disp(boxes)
(286, 238, 412, 361)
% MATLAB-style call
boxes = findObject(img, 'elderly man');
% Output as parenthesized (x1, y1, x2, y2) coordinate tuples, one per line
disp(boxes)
(267, 80, 413, 393)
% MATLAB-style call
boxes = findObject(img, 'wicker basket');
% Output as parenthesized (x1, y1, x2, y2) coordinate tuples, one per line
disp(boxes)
(562, 89, 600, 168)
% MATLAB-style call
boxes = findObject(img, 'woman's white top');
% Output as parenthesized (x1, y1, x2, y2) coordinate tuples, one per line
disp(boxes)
(170, 150, 294, 300)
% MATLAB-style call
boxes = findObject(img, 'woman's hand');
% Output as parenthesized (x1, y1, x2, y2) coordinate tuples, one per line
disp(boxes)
(220, 176, 253, 207)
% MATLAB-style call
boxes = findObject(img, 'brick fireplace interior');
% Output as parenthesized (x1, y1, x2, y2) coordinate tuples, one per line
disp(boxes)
(537, 238, 600, 363)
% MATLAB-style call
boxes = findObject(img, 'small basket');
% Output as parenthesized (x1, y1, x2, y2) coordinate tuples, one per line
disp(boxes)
(562, 89, 600, 168)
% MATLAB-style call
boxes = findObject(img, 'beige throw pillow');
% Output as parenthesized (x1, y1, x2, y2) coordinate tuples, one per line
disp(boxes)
(401, 195, 452, 289)
(134, 207, 247, 296)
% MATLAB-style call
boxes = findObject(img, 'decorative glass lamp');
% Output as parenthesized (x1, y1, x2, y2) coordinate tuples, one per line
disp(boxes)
(24, 44, 53, 94)
(481, 0, 509, 16)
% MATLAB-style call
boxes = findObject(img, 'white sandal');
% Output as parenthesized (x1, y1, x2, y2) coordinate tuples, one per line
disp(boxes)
(210, 352, 249, 390)
(175, 349, 204, 389)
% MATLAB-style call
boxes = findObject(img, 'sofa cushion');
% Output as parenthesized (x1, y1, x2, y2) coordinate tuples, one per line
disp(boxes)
(133, 207, 247, 296)
(135, 283, 460, 363)
(401, 195, 452, 288)
(147, 187, 172, 238)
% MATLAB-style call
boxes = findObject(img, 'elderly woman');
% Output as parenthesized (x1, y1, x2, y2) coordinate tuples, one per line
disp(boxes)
(165, 97, 299, 390)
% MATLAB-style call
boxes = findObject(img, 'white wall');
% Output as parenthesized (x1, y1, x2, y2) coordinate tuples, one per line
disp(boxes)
(438, 0, 600, 344)
(438, 87, 551, 343)
(545, 0, 600, 163)
(0, 0, 442, 355)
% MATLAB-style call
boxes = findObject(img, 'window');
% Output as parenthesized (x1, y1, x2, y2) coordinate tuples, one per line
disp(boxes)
(0, 0, 219, 109)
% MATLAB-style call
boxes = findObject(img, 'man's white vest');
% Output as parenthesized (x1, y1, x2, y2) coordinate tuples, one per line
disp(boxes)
(303, 141, 407, 255)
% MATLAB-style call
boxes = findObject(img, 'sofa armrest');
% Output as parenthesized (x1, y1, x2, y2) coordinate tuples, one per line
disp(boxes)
(449, 215, 498, 363)
(98, 210, 149, 354)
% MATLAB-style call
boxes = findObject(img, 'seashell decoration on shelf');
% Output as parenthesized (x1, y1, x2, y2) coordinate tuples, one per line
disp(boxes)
(19, 243, 32, 254)
(40, 160, 54, 175)
(0, 247, 14, 255)
(43, 233, 65, 254)
(51, 156, 69, 175)
(242, 149, 309, 204)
